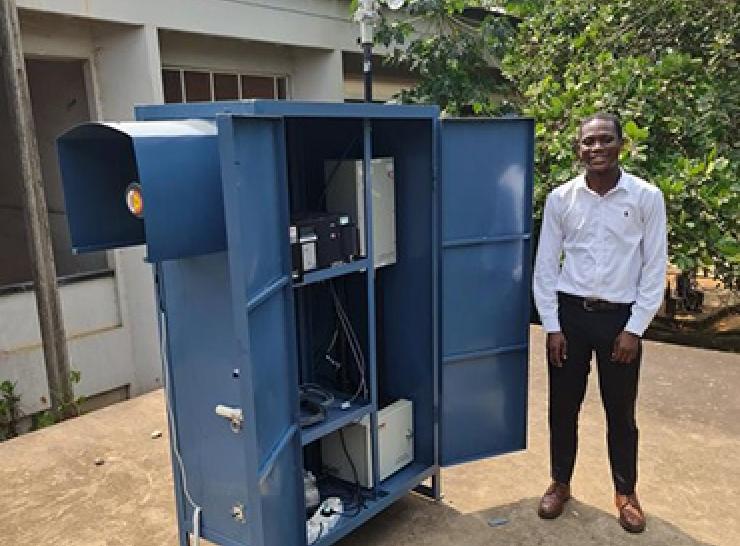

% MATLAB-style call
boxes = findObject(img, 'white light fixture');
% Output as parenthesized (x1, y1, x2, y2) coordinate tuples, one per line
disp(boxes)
(355, 0, 406, 101)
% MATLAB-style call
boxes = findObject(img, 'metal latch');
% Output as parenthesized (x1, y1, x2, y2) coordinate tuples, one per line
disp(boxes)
(215, 404, 244, 433)
(231, 503, 246, 523)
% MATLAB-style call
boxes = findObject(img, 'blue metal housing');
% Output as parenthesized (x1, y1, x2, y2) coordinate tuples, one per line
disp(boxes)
(58, 120, 224, 261)
(56, 100, 533, 546)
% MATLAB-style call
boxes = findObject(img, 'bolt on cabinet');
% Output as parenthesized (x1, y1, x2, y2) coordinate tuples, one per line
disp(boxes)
(57, 101, 533, 546)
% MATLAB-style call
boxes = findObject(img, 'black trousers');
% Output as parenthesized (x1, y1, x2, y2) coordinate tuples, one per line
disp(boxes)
(549, 293, 641, 495)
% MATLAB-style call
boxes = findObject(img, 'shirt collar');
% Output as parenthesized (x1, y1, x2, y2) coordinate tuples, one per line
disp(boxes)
(577, 169, 629, 195)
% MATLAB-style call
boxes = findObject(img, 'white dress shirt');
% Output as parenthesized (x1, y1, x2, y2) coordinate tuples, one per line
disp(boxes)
(533, 170, 667, 336)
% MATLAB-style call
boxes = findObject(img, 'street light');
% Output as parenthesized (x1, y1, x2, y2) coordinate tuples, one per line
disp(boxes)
(354, 0, 405, 102)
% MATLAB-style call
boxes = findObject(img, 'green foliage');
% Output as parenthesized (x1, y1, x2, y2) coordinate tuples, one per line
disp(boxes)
(501, 0, 739, 283)
(32, 410, 56, 430)
(372, 1, 518, 115)
(362, 0, 738, 283)
(0, 380, 22, 441)
(33, 369, 86, 431)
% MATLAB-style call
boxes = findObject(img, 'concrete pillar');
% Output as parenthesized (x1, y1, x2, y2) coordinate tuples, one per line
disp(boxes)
(93, 24, 164, 394)
(291, 48, 343, 102)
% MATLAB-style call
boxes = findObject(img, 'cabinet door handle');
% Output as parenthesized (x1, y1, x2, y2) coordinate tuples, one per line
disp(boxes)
(215, 404, 244, 432)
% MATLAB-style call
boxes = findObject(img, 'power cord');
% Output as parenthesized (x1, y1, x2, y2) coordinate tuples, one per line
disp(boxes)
(339, 428, 364, 518)
(299, 383, 335, 407)
(329, 281, 368, 402)
(299, 383, 335, 428)
(159, 310, 203, 546)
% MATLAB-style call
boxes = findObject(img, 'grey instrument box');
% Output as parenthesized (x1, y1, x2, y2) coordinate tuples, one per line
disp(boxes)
(325, 157, 397, 269)
(321, 399, 413, 487)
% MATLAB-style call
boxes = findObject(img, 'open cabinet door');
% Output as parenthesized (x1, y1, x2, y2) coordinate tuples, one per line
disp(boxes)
(438, 118, 534, 466)
(217, 115, 305, 546)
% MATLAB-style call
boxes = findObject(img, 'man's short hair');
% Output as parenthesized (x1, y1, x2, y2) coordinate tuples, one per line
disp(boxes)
(578, 112, 623, 141)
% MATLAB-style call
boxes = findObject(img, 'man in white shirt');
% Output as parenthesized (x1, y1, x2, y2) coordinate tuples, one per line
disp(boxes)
(533, 112, 667, 533)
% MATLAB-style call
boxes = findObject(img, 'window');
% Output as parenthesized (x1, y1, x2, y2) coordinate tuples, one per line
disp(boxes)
(162, 68, 289, 103)
(162, 69, 182, 103)
(240, 75, 275, 99)
(183, 71, 211, 102)
(1, 58, 110, 291)
(213, 73, 239, 100)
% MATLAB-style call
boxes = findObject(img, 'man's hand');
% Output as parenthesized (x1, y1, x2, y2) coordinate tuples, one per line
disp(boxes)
(611, 331, 640, 364)
(547, 332, 567, 367)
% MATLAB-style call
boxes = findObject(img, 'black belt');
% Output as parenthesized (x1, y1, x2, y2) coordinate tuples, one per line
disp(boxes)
(558, 292, 632, 312)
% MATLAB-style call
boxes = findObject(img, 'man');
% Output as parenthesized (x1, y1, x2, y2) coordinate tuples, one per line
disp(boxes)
(532, 112, 667, 533)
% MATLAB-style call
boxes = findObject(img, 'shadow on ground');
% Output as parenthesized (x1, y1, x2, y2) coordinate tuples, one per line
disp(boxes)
(338, 494, 717, 546)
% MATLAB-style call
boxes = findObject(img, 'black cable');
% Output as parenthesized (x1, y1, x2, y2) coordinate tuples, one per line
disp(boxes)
(329, 281, 367, 401)
(299, 397, 326, 428)
(299, 384, 335, 407)
(339, 428, 364, 517)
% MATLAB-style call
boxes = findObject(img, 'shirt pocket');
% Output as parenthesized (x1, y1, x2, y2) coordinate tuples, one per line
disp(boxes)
(604, 202, 642, 245)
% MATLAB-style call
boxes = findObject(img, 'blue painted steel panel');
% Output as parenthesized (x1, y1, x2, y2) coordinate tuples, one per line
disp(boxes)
(440, 352, 528, 463)
(132, 128, 225, 262)
(441, 119, 532, 241)
(159, 253, 250, 544)
(438, 118, 534, 466)
(136, 99, 439, 122)
(57, 121, 226, 261)
(372, 119, 438, 472)
(443, 240, 530, 355)
(57, 124, 144, 252)
(218, 115, 305, 546)
(58, 100, 535, 545)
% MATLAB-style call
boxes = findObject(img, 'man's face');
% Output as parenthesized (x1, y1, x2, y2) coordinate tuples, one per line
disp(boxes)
(577, 118, 622, 174)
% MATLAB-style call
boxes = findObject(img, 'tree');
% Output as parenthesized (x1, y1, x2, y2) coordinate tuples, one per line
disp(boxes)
(502, 0, 739, 285)
(370, 1, 518, 115)
(364, 0, 739, 285)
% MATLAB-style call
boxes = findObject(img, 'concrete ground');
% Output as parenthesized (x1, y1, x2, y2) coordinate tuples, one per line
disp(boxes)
(1, 326, 738, 546)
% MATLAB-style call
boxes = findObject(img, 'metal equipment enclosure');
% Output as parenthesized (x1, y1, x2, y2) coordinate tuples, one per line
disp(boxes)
(57, 101, 533, 546)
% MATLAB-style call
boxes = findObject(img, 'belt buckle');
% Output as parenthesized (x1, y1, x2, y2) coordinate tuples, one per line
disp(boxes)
(583, 298, 596, 311)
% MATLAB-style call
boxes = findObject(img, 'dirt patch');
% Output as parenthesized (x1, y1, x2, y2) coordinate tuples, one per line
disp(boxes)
(647, 273, 740, 353)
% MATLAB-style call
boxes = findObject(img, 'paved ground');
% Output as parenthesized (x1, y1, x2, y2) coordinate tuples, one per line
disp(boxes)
(1, 326, 738, 546)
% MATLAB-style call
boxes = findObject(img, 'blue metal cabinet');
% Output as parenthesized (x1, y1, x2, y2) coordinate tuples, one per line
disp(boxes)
(57, 101, 533, 546)
(438, 119, 533, 465)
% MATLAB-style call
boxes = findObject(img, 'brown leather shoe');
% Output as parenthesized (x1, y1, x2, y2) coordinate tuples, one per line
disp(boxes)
(615, 493, 646, 533)
(537, 482, 571, 519)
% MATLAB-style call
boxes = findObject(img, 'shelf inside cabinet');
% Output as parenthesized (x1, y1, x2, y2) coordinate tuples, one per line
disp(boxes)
(300, 396, 372, 446)
(293, 259, 368, 289)
(309, 463, 436, 546)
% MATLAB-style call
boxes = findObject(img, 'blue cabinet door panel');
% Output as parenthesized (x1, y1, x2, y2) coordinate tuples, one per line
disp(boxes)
(218, 115, 304, 546)
(441, 121, 532, 241)
(440, 352, 528, 464)
(442, 240, 530, 356)
(439, 118, 533, 466)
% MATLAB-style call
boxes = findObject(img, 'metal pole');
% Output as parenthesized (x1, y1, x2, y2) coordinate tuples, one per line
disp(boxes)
(356, 0, 377, 103)
(363, 42, 373, 103)
(0, 0, 73, 415)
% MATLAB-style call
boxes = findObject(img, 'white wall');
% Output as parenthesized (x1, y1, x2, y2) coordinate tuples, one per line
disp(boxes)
(160, 30, 344, 101)
(0, 13, 165, 417)
(0, 278, 133, 414)
(3, 0, 380, 415)
(292, 48, 344, 101)
(92, 22, 164, 395)
(17, 0, 359, 52)
(160, 30, 293, 76)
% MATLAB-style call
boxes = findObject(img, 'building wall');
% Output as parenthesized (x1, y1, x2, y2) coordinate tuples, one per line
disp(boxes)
(0, 13, 162, 416)
(16, 0, 359, 51)
(2, 1, 410, 417)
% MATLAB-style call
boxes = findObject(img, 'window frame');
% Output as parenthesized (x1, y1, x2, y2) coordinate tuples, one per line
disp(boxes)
(162, 67, 290, 103)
